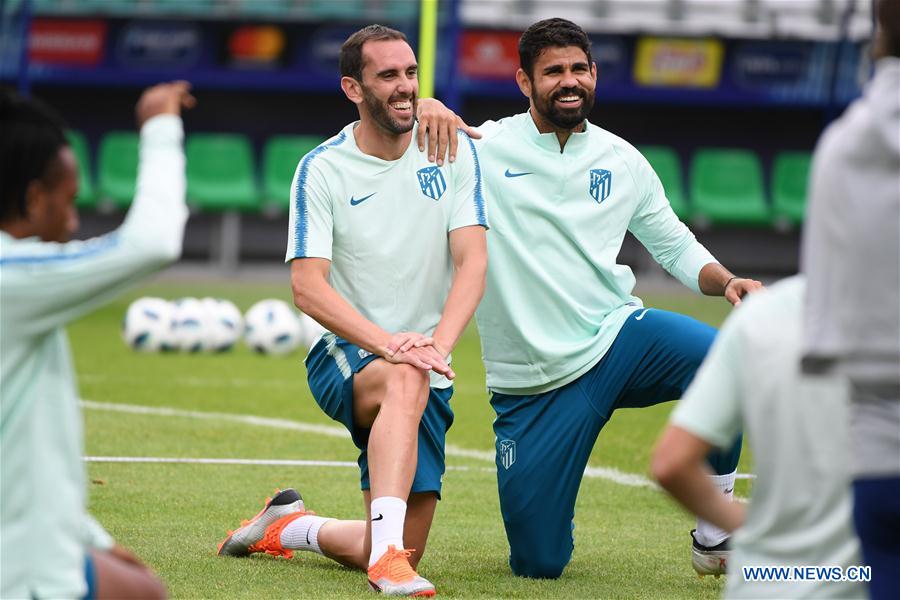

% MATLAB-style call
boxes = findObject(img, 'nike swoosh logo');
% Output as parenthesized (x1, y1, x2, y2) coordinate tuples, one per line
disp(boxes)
(724, 487, 734, 495)
(371, 513, 384, 521)
(635, 309, 650, 321)
(350, 192, 376, 206)
(306, 528, 312, 546)
(504, 169, 532, 178)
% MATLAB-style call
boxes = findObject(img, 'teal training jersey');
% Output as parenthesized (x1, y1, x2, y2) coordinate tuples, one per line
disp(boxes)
(0, 115, 187, 599)
(474, 112, 716, 394)
(285, 122, 487, 388)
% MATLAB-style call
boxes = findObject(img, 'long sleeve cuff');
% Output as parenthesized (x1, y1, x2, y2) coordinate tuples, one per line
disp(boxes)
(669, 242, 717, 294)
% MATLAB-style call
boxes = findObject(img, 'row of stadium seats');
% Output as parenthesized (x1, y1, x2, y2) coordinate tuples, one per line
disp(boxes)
(67, 130, 811, 229)
(67, 131, 323, 216)
(640, 146, 811, 230)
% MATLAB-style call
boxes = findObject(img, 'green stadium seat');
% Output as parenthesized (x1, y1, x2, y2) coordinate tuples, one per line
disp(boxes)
(262, 135, 325, 212)
(690, 148, 770, 226)
(98, 131, 139, 209)
(65, 130, 95, 209)
(771, 151, 812, 228)
(639, 145, 689, 220)
(185, 134, 258, 212)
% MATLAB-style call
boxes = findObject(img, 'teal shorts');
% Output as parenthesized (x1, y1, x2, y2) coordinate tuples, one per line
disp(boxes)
(305, 333, 454, 497)
(491, 308, 739, 578)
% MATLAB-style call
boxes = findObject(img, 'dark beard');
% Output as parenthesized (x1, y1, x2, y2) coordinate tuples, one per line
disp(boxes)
(532, 86, 594, 130)
(361, 85, 416, 135)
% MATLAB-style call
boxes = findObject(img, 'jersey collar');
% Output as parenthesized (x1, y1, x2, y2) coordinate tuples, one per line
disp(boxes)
(520, 111, 589, 154)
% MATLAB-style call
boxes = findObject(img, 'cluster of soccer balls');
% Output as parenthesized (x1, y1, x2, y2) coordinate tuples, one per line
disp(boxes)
(122, 297, 324, 356)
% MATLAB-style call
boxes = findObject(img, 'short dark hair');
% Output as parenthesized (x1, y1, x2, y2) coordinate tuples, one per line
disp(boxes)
(0, 89, 68, 223)
(340, 24, 408, 81)
(518, 18, 593, 79)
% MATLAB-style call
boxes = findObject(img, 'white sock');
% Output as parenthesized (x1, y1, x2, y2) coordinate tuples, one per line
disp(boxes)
(369, 496, 406, 567)
(278, 515, 334, 554)
(695, 470, 736, 547)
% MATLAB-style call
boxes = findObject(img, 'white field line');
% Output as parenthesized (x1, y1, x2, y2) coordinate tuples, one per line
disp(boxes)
(79, 373, 294, 390)
(81, 399, 350, 439)
(82, 400, 754, 491)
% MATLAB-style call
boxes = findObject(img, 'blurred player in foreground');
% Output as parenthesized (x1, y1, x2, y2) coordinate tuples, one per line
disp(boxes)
(652, 276, 865, 598)
(418, 18, 761, 579)
(801, 1, 900, 597)
(216, 25, 487, 597)
(0, 81, 194, 599)
(654, 3, 898, 596)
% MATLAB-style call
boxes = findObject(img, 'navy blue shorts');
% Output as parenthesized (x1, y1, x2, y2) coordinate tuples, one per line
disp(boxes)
(491, 308, 739, 578)
(306, 332, 454, 497)
(853, 476, 900, 600)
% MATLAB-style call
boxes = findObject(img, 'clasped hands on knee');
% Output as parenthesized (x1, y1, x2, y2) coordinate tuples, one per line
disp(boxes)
(384, 332, 454, 380)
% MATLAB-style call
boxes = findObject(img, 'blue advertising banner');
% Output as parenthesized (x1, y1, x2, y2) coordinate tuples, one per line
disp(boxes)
(115, 21, 203, 70)
(591, 35, 628, 87)
(732, 40, 827, 103)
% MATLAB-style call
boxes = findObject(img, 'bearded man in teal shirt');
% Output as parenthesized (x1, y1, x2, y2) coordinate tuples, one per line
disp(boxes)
(417, 18, 763, 579)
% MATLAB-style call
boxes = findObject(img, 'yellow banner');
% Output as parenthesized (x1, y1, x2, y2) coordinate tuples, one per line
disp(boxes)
(634, 38, 724, 88)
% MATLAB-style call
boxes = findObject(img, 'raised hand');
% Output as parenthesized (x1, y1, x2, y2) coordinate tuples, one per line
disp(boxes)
(136, 80, 196, 128)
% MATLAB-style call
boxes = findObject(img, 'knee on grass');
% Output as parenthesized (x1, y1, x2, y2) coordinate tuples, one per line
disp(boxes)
(510, 552, 570, 580)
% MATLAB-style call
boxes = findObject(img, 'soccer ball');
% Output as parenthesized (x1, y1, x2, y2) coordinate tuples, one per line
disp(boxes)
(122, 297, 176, 352)
(243, 299, 304, 356)
(172, 297, 207, 353)
(298, 312, 327, 348)
(202, 297, 244, 352)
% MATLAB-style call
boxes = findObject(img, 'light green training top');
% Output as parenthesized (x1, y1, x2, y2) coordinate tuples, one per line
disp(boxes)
(474, 112, 715, 394)
(0, 115, 187, 599)
(286, 122, 487, 388)
(672, 277, 864, 599)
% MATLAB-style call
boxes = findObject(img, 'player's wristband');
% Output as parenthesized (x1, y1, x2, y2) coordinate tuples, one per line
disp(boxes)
(723, 276, 739, 293)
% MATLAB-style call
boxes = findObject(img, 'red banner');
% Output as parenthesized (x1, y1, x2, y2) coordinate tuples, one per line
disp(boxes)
(459, 31, 520, 80)
(29, 19, 107, 66)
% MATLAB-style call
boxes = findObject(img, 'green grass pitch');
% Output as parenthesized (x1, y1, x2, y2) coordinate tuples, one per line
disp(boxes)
(73, 279, 751, 599)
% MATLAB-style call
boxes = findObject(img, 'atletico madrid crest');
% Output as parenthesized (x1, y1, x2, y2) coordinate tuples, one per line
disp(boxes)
(417, 166, 447, 201)
(499, 439, 516, 470)
(590, 168, 612, 203)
